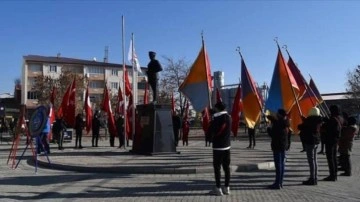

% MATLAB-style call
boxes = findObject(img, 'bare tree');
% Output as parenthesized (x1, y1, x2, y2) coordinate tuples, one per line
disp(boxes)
(32, 71, 86, 113)
(158, 56, 190, 116)
(346, 65, 360, 98)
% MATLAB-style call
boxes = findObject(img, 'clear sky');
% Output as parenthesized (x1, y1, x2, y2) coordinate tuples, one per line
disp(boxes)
(1, 0, 359, 95)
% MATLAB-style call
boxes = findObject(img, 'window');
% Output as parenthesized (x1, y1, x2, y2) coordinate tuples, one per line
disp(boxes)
(49, 65, 57, 72)
(29, 64, 42, 72)
(27, 91, 38, 99)
(110, 82, 118, 89)
(138, 82, 146, 90)
(88, 66, 104, 75)
(89, 81, 104, 89)
(111, 69, 118, 76)
(28, 78, 36, 86)
(90, 94, 102, 103)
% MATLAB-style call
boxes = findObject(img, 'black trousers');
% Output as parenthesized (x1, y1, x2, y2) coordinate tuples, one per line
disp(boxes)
(325, 143, 338, 178)
(213, 149, 231, 188)
(248, 128, 256, 147)
(339, 153, 351, 175)
(118, 131, 125, 147)
(110, 135, 115, 147)
(75, 131, 82, 147)
(56, 131, 64, 149)
(173, 129, 179, 146)
(92, 132, 99, 147)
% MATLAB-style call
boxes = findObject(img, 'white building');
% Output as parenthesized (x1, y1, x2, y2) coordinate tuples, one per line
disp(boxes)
(22, 55, 147, 109)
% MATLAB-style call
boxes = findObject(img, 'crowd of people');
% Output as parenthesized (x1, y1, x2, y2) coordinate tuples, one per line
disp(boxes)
(201, 101, 358, 196)
(31, 102, 358, 197)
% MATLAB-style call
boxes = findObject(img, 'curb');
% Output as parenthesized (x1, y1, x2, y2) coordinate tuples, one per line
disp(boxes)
(31, 159, 274, 174)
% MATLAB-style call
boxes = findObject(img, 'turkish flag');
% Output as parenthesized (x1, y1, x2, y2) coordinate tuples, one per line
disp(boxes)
(84, 85, 93, 135)
(102, 85, 117, 137)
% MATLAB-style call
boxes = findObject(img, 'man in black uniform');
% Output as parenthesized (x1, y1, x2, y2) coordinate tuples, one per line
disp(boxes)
(172, 112, 181, 146)
(147, 51, 163, 102)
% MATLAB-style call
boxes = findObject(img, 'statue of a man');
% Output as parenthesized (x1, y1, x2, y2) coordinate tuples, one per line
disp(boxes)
(147, 51, 163, 102)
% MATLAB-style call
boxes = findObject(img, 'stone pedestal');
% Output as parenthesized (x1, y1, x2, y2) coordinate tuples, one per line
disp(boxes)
(132, 104, 177, 155)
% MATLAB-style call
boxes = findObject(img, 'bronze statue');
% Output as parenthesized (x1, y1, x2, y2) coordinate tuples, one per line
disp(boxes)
(147, 51, 163, 102)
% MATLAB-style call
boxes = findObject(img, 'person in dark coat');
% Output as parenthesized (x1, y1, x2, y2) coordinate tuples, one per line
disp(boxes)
(146, 51, 163, 102)
(109, 115, 117, 147)
(338, 116, 358, 176)
(116, 115, 125, 148)
(53, 117, 66, 150)
(317, 125, 326, 155)
(298, 107, 323, 185)
(74, 113, 84, 149)
(208, 101, 232, 196)
(172, 113, 181, 147)
(92, 111, 101, 147)
(247, 127, 256, 149)
(323, 105, 344, 181)
(266, 109, 290, 189)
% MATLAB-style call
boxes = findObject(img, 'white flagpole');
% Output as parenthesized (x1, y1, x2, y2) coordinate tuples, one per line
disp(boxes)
(122, 15, 127, 149)
(131, 33, 136, 143)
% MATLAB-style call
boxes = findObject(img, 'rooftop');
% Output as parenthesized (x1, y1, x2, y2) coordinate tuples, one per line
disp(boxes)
(23, 55, 146, 70)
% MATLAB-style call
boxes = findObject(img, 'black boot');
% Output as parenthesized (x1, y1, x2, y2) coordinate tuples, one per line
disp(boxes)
(323, 176, 337, 181)
(302, 178, 317, 185)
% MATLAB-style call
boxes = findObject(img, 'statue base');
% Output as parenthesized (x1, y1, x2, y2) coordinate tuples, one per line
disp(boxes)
(131, 104, 178, 155)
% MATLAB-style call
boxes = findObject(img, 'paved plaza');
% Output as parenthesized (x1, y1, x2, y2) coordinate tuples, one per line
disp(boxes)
(0, 132, 360, 202)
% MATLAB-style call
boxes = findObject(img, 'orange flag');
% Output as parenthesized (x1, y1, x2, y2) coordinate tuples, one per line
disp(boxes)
(179, 39, 212, 111)
(241, 55, 262, 129)
(265, 47, 300, 113)
(231, 84, 243, 137)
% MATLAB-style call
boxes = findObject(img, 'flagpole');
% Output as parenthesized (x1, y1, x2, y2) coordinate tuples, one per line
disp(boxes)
(202, 32, 212, 109)
(283, 46, 328, 117)
(283, 46, 317, 106)
(274, 38, 302, 116)
(309, 74, 330, 116)
(131, 32, 136, 143)
(122, 15, 127, 149)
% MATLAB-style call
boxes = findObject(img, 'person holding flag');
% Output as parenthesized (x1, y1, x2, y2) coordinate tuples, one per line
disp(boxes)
(116, 114, 125, 149)
(74, 113, 84, 149)
(266, 109, 290, 189)
(92, 110, 101, 147)
(172, 112, 181, 147)
(208, 101, 231, 196)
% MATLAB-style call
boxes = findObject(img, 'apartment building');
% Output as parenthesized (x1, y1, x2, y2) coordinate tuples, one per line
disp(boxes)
(22, 55, 147, 110)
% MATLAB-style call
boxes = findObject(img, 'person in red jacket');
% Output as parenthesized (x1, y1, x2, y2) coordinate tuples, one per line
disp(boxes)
(182, 119, 190, 146)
